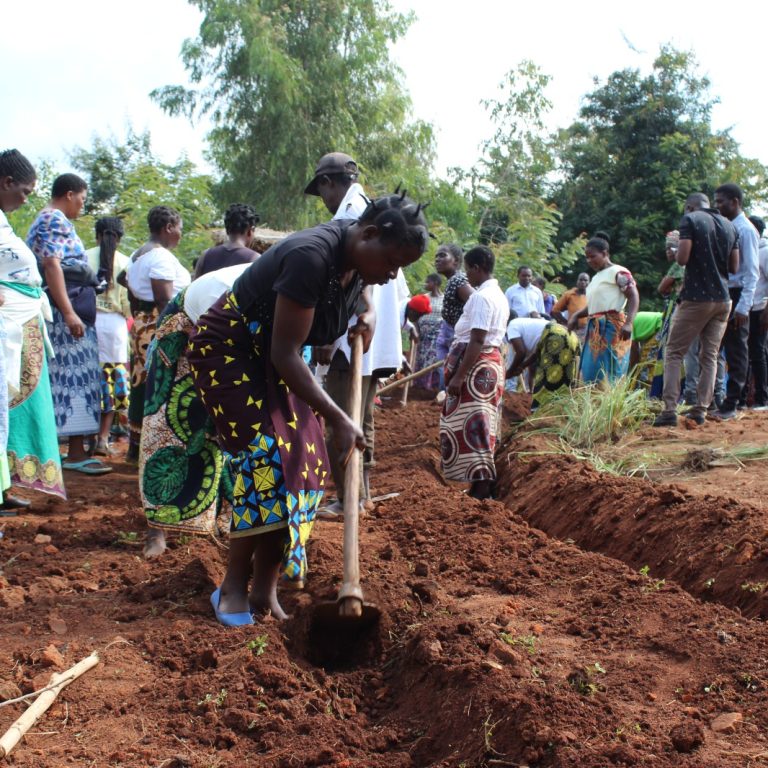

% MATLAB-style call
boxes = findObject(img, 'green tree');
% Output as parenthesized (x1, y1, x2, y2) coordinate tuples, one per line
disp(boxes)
(69, 130, 218, 268)
(553, 46, 768, 299)
(152, 0, 435, 230)
(461, 61, 582, 291)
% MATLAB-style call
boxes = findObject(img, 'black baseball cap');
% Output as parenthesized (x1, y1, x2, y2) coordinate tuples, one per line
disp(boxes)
(304, 152, 359, 196)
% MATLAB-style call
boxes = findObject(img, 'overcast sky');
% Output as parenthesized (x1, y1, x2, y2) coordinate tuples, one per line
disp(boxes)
(3, 0, 767, 180)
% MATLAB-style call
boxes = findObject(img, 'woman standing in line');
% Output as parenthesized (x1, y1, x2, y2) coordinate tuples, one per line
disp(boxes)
(27, 173, 111, 475)
(414, 272, 444, 388)
(124, 206, 190, 462)
(568, 236, 639, 384)
(440, 246, 508, 501)
(0, 150, 65, 505)
(85, 217, 131, 456)
(188, 193, 428, 626)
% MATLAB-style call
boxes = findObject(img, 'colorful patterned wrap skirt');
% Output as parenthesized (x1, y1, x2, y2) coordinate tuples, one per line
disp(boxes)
(580, 312, 631, 384)
(187, 292, 325, 584)
(140, 291, 234, 535)
(47, 306, 101, 437)
(439, 344, 504, 482)
(128, 308, 158, 430)
(532, 322, 581, 408)
(8, 317, 66, 498)
(100, 363, 130, 414)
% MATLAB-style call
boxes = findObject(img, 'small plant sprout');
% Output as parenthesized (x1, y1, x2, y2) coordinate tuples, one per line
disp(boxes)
(198, 688, 228, 708)
(741, 581, 768, 593)
(568, 663, 606, 696)
(639, 565, 650, 577)
(639, 565, 665, 592)
(704, 577, 716, 589)
(500, 632, 537, 655)
(246, 635, 269, 656)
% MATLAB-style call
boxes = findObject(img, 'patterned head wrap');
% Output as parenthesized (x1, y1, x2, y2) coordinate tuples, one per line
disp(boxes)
(665, 230, 680, 249)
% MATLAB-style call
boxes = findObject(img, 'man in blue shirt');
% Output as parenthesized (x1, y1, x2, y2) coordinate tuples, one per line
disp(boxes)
(714, 183, 760, 419)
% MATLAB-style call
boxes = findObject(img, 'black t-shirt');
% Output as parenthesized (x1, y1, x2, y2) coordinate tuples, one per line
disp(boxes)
(442, 271, 469, 326)
(232, 220, 363, 346)
(678, 209, 738, 302)
(197, 244, 257, 277)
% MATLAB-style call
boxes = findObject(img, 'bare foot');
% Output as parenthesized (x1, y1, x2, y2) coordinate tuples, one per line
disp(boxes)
(249, 590, 289, 621)
(143, 529, 167, 559)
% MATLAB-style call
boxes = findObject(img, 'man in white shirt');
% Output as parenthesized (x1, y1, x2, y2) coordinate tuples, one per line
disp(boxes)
(306, 152, 408, 518)
(506, 317, 549, 376)
(505, 266, 544, 318)
(304, 152, 366, 220)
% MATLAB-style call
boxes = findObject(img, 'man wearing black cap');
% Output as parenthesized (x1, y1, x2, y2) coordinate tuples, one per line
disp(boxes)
(304, 152, 366, 220)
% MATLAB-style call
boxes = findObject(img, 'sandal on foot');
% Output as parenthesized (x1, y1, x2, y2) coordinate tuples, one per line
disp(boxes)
(62, 458, 113, 475)
(210, 588, 254, 627)
(91, 439, 113, 457)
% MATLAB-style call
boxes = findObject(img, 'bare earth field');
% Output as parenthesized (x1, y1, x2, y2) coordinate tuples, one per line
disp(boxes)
(2, 392, 768, 767)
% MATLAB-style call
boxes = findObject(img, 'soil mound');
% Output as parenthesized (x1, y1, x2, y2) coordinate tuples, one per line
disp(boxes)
(2, 398, 768, 766)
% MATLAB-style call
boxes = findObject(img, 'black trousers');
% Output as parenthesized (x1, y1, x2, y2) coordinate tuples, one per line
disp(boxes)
(720, 287, 750, 411)
(743, 309, 768, 406)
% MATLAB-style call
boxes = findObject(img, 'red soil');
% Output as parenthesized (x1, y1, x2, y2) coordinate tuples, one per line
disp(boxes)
(1, 395, 768, 766)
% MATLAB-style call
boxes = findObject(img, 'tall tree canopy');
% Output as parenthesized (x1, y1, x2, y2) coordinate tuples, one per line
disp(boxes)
(552, 47, 768, 297)
(152, 0, 434, 230)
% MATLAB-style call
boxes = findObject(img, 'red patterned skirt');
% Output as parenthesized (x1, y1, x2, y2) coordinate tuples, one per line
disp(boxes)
(439, 344, 504, 482)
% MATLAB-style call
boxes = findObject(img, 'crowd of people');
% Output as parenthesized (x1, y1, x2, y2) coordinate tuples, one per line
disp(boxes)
(1, 144, 765, 625)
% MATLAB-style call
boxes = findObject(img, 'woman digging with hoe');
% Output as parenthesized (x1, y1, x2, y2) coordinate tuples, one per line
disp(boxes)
(188, 192, 429, 626)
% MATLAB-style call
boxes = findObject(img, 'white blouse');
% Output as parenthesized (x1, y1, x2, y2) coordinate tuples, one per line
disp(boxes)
(452, 278, 509, 347)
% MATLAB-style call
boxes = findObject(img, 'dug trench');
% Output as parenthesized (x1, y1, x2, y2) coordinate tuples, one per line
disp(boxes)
(1, 395, 768, 766)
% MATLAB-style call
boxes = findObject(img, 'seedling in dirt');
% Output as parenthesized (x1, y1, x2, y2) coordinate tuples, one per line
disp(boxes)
(114, 531, 139, 545)
(500, 632, 537, 655)
(703, 681, 722, 695)
(737, 673, 761, 692)
(246, 635, 268, 656)
(741, 581, 768, 593)
(638, 565, 665, 592)
(198, 689, 228, 708)
(704, 577, 716, 589)
(568, 663, 606, 696)
(482, 713, 502, 755)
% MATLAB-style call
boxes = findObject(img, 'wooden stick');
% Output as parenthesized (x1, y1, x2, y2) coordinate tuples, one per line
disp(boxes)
(399, 340, 418, 407)
(0, 652, 100, 759)
(377, 358, 444, 395)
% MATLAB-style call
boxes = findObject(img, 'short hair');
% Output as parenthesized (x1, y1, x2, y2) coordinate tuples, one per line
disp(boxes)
(0, 149, 36, 184)
(749, 215, 766, 236)
(715, 183, 743, 204)
(465, 245, 495, 273)
(51, 173, 87, 198)
(686, 192, 709, 210)
(586, 236, 609, 253)
(147, 205, 181, 235)
(357, 191, 429, 252)
(426, 272, 443, 287)
(224, 203, 260, 235)
(517, 265, 532, 275)
(437, 242, 463, 267)
(532, 276, 546, 288)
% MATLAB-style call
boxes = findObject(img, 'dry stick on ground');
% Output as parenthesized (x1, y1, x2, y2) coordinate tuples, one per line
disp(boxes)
(0, 652, 100, 759)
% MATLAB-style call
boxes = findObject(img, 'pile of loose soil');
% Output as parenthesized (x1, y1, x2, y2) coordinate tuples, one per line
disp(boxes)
(1, 396, 768, 766)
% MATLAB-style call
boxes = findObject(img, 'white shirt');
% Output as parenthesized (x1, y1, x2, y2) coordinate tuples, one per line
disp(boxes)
(332, 182, 367, 221)
(506, 317, 549, 354)
(453, 278, 508, 347)
(729, 212, 760, 315)
(505, 282, 544, 318)
(184, 263, 251, 323)
(0, 209, 42, 287)
(753, 236, 768, 311)
(127, 246, 191, 302)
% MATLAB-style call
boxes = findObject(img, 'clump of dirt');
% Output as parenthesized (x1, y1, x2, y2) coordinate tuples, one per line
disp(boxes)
(1, 395, 768, 766)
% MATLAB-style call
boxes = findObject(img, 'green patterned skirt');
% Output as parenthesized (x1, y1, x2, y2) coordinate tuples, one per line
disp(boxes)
(140, 291, 233, 535)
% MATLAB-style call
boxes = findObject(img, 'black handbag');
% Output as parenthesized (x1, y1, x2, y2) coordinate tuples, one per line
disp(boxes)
(56, 259, 99, 327)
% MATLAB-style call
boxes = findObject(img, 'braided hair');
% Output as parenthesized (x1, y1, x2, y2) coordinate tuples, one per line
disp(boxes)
(147, 205, 181, 235)
(224, 203, 259, 235)
(0, 149, 36, 184)
(95, 217, 124, 289)
(357, 188, 429, 253)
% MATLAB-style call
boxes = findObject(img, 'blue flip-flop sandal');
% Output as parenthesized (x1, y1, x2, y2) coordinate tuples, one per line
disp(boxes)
(210, 588, 254, 627)
(62, 458, 113, 475)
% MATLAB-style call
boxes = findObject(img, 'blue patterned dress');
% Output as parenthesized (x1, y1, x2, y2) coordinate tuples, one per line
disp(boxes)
(27, 209, 101, 437)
